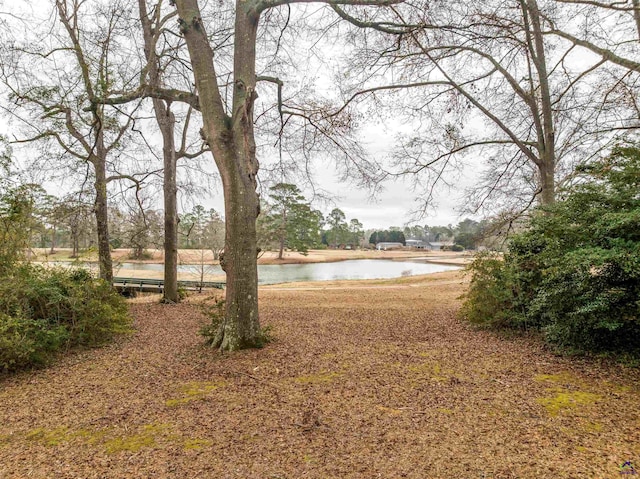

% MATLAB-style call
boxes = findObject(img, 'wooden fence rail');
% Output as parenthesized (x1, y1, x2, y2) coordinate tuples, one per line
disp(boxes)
(113, 277, 225, 294)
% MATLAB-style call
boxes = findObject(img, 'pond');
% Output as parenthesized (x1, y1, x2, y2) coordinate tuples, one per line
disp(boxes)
(48, 259, 460, 285)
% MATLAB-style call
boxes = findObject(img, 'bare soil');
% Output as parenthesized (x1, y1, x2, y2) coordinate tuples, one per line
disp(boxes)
(0, 271, 638, 478)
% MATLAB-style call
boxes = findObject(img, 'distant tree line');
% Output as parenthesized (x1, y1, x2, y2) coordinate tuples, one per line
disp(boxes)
(6, 185, 225, 261)
(368, 219, 489, 250)
(368, 230, 406, 246)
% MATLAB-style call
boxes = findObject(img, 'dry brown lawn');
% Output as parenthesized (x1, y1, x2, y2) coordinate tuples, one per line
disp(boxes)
(0, 271, 638, 478)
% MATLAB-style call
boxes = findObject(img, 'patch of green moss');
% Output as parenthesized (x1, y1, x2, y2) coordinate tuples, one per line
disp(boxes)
(436, 408, 455, 414)
(582, 421, 604, 433)
(417, 351, 436, 358)
(239, 433, 262, 443)
(142, 423, 172, 434)
(535, 371, 581, 385)
(376, 405, 404, 415)
(294, 371, 342, 384)
(72, 428, 110, 445)
(616, 385, 632, 393)
(183, 438, 213, 450)
(0, 434, 12, 447)
(104, 433, 156, 453)
(165, 381, 226, 407)
(302, 454, 317, 464)
(103, 423, 175, 454)
(537, 388, 601, 417)
(15, 422, 196, 454)
(25, 427, 72, 446)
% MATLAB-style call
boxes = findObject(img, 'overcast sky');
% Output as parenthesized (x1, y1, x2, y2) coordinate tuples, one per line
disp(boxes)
(0, 0, 480, 232)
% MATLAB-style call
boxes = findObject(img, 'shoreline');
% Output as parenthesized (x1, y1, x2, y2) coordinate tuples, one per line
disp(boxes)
(30, 247, 473, 268)
(31, 249, 470, 284)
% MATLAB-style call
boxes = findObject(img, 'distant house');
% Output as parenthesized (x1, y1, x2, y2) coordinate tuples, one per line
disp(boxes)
(426, 241, 454, 251)
(376, 242, 404, 251)
(405, 239, 428, 249)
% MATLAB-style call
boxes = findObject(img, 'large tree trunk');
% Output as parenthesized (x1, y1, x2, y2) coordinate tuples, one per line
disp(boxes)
(539, 159, 555, 207)
(175, 0, 262, 349)
(219, 171, 261, 349)
(161, 112, 179, 302)
(93, 158, 113, 282)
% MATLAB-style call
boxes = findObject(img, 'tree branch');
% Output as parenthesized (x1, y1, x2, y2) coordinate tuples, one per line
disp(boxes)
(257, 0, 404, 13)
(544, 27, 640, 72)
(89, 85, 201, 111)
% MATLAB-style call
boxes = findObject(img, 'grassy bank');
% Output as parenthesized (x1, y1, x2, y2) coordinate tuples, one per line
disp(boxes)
(0, 271, 637, 477)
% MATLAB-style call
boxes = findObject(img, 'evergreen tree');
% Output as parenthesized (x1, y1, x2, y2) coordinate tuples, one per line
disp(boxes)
(262, 184, 322, 258)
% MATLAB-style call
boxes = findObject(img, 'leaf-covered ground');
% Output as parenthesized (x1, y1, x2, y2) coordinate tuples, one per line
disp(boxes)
(0, 271, 638, 478)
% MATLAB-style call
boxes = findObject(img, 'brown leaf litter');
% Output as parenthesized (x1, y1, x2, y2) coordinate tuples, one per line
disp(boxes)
(0, 271, 638, 478)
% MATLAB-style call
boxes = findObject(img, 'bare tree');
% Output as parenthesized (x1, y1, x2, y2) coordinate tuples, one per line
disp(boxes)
(330, 0, 638, 219)
(60, 192, 95, 258)
(1, 0, 149, 281)
(155, 0, 400, 349)
(136, 0, 210, 302)
(546, 0, 640, 66)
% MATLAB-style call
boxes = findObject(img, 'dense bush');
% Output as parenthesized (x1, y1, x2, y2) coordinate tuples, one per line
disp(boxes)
(0, 184, 37, 276)
(462, 146, 640, 356)
(0, 265, 131, 372)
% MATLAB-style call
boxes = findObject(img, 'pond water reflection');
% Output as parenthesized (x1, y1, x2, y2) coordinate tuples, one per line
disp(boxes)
(51, 259, 460, 285)
(254, 259, 459, 284)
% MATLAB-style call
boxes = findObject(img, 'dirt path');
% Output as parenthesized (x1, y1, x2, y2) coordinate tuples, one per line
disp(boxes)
(0, 271, 638, 478)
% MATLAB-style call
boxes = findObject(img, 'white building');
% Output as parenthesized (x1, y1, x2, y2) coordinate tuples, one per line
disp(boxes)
(376, 242, 404, 250)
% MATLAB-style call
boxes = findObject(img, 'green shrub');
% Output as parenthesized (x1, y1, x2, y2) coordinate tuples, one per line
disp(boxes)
(451, 244, 465, 252)
(461, 253, 519, 328)
(0, 265, 131, 373)
(0, 184, 40, 276)
(462, 146, 640, 357)
(0, 313, 69, 371)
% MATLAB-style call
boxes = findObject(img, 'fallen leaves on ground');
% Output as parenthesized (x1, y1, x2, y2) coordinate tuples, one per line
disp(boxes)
(0, 271, 638, 478)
